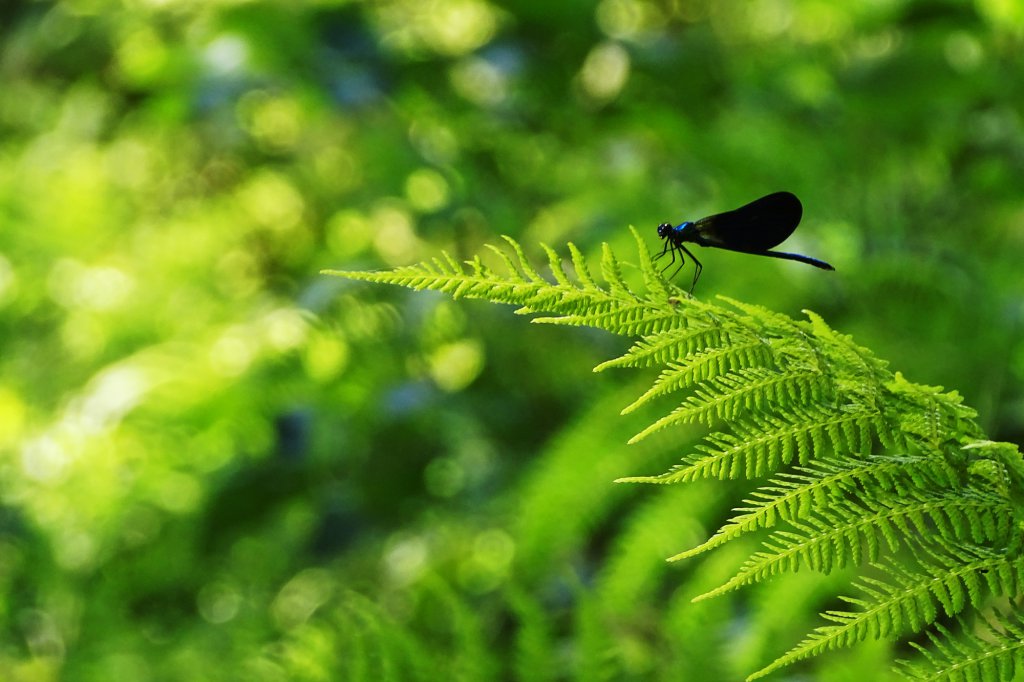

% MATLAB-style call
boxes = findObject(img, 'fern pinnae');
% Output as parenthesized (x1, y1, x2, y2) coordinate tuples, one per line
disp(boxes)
(501, 235, 545, 282)
(538, 242, 572, 286)
(720, 296, 815, 347)
(751, 545, 1022, 679)
(627, 225, 672, 297)
(567, 242, 597, 290)
(594, 326, 729, 373)
(328, 236, 1024, 679)
(698, 490, 1015, 604)
(485, 242, 530, 284)
(431, 250, 458, 275)
(913, 488, 1013, 545)
(669, 455, 946, 562)
(631, 366, 818, 434)
(804, 309, 890, 401)
(599, 242, 630, 297)
(532, 301, 683, 338)
(623, 339, 774, 425)
(694, 501, 896, 603)
(887, 374, 983, 451)
(623, 404, 876, 484)
(898, 614, 1024, 682)
(671, 367, 829, 428)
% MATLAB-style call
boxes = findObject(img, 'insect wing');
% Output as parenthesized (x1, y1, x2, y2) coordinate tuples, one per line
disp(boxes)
(693, 192, 803, 252)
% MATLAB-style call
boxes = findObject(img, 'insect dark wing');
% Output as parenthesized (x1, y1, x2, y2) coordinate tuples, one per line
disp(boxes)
(693, 192, 803, 252)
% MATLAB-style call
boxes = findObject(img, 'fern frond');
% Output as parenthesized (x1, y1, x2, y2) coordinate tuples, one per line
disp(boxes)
(751, 545, 1024, 679)
(530, 298, 686, 337)
(803, 309, 890, 405)
(621, 339, 775, 419)
(720, 297, 816, 350)
(540, 242, 572, 286)
(632, 225, 672, 300)
(506, 586, 557, 682)
(593, 326, 730, 373)
(530, 233, 695, 335)
(567, 242, 598, 290)
(622, 405, 881, 480)
(886, 372, 984, 449)
(672, 455, 960, 561)
(334, 591, 435, 680)
(897, 612, 1024, 682)
(696, 490, 1014, 602)
(327, 233, 1024, 681)
(500, 235, 546, 282)
(646, 366, 830, 429)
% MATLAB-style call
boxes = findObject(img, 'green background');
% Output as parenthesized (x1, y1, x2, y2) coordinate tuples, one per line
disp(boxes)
(1, 0, 1022, 679)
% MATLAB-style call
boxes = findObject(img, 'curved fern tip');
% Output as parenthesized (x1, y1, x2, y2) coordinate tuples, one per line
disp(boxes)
(613, 476, 661, 484)
(321, 268, 380, 280)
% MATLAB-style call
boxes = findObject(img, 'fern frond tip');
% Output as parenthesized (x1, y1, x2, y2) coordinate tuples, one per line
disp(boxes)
(321, 268, 388, 281)
(613, 476, 663, 484)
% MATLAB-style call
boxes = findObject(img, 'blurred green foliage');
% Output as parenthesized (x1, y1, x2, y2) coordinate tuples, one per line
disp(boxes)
(0, 0, 1021, 679)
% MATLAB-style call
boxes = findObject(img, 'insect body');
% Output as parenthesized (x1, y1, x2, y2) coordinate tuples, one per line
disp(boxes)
(656, 191, 835, 292)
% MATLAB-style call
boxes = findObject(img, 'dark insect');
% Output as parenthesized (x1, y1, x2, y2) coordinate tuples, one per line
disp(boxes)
(655, 191, 835, 292)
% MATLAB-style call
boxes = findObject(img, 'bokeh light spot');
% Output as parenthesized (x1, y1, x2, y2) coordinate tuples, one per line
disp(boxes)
(0, 387, 26, 448)
(792, 1, 850, 42)
(209, 328, 256, 377)
(272, 568, 334, 630)
(21, 436, 70, 483)
(596, 0, 664, 40)
(76, 366, 150, 431)
(746, 0, 794, 39)
(302, 332, 349, 382)
(238, 92, 304, 153)
(198, 581, 243, 625)
(48, 259, 135, 311)
(408, 120, 459, 165)
(54, 529, 97, 571)
(215, 249, 261, 299)
(326, 209, 373, 260)
(424, 457, 466, 497)
(378, 0, 501, 57)
(459, 528, 515, 593)
(944, 32, 984, 72)
(384, 534, 428, 586)
(237, 170, 305, 230)
(105, 137, 155, 190)
(428, 339, 484, 392)
(61, 311, 107, 359)
(450, 57, 507, 107)
(975, 0, 1024, 29)
(474, 528, 514, 570)
(262, 308, 309, 353)
(154, 470, 202, 514)
(204, 34, 249, 75)
(117, 26, 168, 87)
(371, 204, 418, 265)
(579, 42, 631, 103)
(0, 253, 17, 305)
(312, 145, 361, 193)
(405, 168, 450, 213)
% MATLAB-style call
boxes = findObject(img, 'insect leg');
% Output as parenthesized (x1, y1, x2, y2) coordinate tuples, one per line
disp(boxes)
(653, 240, 671, 262)
(680, 245, 702, 293)
(659, 243, 677, 275)
(668, 244, 687, 280)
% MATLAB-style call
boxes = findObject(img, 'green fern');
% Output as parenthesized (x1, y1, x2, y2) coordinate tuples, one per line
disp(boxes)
(324, 230, 1024, 680)
(898, 612, 1024, 682)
